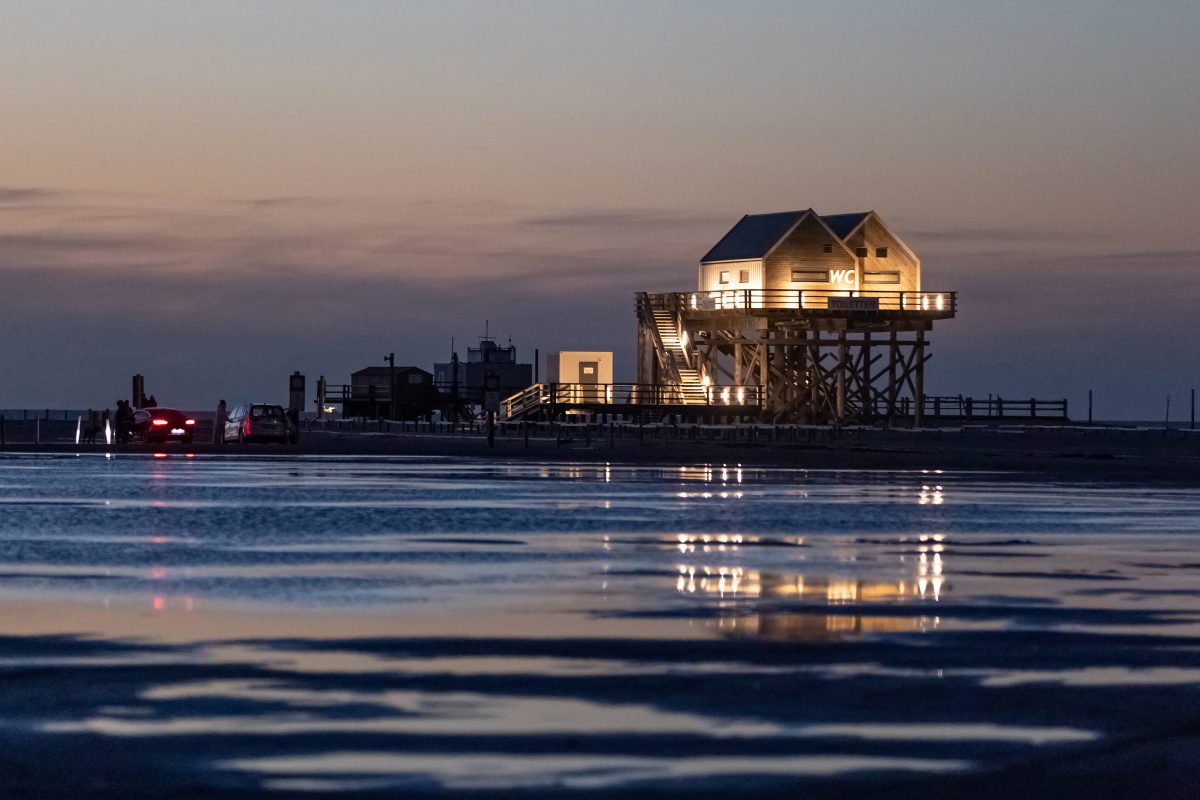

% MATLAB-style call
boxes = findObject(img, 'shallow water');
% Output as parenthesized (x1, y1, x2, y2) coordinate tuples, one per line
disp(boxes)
(0, 453, 1198, 797)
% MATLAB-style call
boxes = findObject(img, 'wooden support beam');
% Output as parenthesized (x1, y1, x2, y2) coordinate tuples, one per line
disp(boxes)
(915, 330, 926, 427)
(836, 330, 847, 421)
(861, 332, 872, 421)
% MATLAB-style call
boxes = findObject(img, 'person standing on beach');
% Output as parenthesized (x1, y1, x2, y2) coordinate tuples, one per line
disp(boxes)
(114, 400, 131, 444)
(213, 399, 228, 445)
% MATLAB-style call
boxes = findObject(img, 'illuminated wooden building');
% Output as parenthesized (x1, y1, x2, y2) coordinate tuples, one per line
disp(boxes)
(636, 208, 956, 423)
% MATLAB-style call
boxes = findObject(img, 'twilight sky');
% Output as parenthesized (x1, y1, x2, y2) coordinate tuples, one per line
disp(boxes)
(2, 0, 1198, 419)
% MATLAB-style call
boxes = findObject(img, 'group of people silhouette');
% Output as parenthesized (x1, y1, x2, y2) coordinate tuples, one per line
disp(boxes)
(80, 393, 160, 445)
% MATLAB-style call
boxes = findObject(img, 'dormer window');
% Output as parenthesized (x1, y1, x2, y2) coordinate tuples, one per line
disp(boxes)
(876, 247, 888, 258)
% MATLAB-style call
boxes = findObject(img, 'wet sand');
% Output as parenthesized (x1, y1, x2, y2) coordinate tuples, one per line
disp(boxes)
(13, 423, 1200, 484)
(0, 456, 1198, 797)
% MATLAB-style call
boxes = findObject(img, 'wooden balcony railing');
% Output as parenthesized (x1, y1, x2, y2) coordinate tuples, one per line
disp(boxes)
(645, 289, 956, 315)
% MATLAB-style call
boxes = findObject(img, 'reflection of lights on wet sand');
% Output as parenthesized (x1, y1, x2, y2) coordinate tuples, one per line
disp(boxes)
(151, 595, 197, 613)
(673, 533, 754, 554)
(677, 465, 714, 483)
(918, 485, 945, 505)
(672, 547, 950, 639)
(916, 535, 946, 600)
(676, 464, 744, 486)
(716, 612, 941, 639)
(676, 565, 758, 598)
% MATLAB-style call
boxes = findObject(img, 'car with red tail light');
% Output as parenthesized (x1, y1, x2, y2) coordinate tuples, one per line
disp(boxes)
(222, 403, 294, 444)
(131, 407, 196, 444)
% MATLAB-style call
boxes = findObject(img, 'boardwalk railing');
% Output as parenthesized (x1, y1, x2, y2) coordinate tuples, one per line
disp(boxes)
(646, 289, 956, 315)
(911, 395, 1068, 421)
(505, 383, 763, 419)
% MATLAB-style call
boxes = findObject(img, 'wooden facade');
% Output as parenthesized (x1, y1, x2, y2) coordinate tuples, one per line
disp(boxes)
(698, 210, 921, 299)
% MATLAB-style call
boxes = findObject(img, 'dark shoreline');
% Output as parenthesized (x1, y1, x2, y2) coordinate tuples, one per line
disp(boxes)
(5, 425, 1199, 485)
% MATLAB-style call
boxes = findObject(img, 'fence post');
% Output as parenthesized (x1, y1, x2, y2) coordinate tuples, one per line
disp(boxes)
(1030, 398, 1035, 419)
(0, 415, 4, 446)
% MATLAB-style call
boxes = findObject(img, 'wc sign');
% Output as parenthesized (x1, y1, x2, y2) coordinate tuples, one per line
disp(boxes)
(829, 269, 856, 285)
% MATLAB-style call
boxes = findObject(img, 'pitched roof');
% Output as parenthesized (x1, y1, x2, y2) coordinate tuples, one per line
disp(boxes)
(701, 209, 875, 263)
(818, 212, 870, 239)
(700, 210, 807, 263)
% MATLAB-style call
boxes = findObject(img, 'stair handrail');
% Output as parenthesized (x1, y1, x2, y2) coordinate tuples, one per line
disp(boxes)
(503, 383, 544, 419)
(637, 292, 684, 387)
(667, 292, 694, 371)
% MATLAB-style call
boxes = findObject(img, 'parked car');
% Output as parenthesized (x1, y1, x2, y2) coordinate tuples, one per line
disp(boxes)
(223, 403, 294, 444)
(131, 407, 196, 444)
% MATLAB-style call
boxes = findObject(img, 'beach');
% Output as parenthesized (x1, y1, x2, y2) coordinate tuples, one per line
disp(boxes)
(0, 454, 1197, 797)
(10, 422, 1200, 484)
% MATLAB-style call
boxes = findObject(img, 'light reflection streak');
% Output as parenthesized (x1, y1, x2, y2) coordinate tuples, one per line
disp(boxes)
(665, 536, 951, 639)
(918, 485, 945, 505)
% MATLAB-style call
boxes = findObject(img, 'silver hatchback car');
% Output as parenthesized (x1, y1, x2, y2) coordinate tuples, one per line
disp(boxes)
(223, 403, 294, 444)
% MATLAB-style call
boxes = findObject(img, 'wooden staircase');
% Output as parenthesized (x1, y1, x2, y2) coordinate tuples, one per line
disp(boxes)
(649, 307, 706, 403)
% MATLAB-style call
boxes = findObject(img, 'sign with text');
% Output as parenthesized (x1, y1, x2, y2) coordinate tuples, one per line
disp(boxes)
(827, 297, 879, 312)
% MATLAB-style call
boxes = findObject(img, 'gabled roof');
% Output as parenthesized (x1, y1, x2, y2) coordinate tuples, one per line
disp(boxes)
(819, 212, 870, 240)
(833, 211, 921, 265)
(700, 210, 807, 263)
(701, 209, 874, 263)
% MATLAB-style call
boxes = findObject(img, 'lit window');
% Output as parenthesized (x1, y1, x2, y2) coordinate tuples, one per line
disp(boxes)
(822, 244, 833, 254)
(791, 269, 827, 282)
(739, 269, 750, 283)
(719, 271, 730, 284)
(855, 246, 868, 258)
(863, 271, 900, 284)
(876, 247, 888, 258)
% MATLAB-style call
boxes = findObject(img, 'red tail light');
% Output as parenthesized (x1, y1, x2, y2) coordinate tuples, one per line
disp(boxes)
(244, 420, 252, 435)
(151, 418, 169, 426)
(184, 419, 195, 425)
